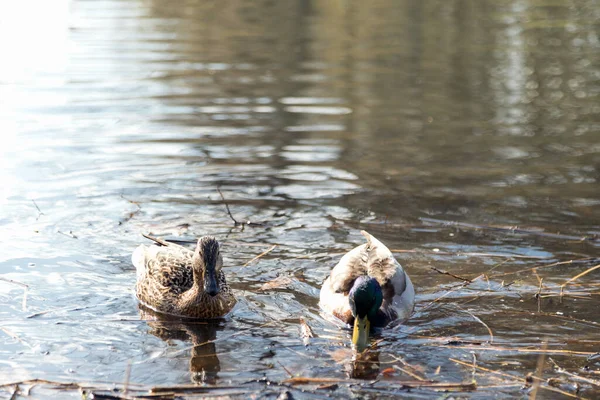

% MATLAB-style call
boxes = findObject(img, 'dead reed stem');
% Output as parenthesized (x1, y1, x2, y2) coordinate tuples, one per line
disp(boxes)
(561, 263, 600, 297)
(243, 245, 277, 267)
(529, 341, 548, 399)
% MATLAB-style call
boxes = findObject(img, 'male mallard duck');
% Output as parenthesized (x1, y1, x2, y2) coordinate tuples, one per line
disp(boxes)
(320, 231, 415, 351)
(132, 235, 236, 319)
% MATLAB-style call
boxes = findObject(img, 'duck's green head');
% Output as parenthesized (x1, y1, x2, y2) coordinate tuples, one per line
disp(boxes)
(349, 276, 383, 352)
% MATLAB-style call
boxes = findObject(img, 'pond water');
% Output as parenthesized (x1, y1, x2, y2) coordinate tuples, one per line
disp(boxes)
(1, 0, 599, 398)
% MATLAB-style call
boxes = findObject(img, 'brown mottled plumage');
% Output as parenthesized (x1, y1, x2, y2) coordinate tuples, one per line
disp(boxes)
(319, 230, 415, 327)
(132, 235, 236, 319)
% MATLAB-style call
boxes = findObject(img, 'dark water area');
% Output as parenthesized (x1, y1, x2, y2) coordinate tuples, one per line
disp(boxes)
(1, 0, 599, 398)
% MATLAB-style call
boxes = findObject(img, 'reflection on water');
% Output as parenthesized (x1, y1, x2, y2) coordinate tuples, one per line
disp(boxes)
(139, 307, 221, 384)
(0, 0, 599, 398)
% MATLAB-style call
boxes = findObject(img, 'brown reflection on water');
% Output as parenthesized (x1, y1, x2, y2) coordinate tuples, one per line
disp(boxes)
(139, 307, 221, 384)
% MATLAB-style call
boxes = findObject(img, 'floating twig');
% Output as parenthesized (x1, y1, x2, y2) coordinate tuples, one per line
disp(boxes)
(420, 217, 600, 242)
(0, 327, 33, 349)
(431, 267, 472, 283)
(491, 258, 596, 278)
(32, 199, 44, 220)
(393, 249, 548, 259)
(455, 306, 494, 344)
(535, 277, 544, 313)
(243, 245, 277, 267)
(57, 230, 78, 239)
(435, 343, 595, 356)
(560, 263, 600, 297)
(0, 278, 29, 312)
(119, 195, 142, 225)
(217, 188, 264, 227)
(277, 361, 293, 378)
(530, 340, 548, 399)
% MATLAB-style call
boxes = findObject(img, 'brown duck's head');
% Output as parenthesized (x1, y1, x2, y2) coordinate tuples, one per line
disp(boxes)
(194, 236, 223, 297)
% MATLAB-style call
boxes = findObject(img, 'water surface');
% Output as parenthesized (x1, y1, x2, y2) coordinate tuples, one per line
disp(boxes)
(1, 0, 599, 398)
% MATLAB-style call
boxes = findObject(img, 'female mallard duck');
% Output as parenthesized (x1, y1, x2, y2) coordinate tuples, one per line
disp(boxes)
(132, 235, 236, 319)
(320, 230, 415, 351)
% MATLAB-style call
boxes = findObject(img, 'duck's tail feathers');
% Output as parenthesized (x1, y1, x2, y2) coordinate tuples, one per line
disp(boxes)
(360, 230, 394, 260)
(132, 244, 148, 280)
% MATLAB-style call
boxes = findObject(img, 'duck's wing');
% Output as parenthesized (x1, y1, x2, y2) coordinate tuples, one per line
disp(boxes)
(132, 244, 195, 294)
(361, 231, 415, 322)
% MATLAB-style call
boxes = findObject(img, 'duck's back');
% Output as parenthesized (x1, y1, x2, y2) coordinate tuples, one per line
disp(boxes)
(132, 243, 195, 309)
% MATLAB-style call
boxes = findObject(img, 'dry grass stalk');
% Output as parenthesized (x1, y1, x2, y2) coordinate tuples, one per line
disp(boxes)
(392, 249, 546, 259)
(529, 341, 548, 399)
(491, 258, 595, 278)
(456, 306, 494, 344)
(434, 343, 595, 357)
(430, 267, 472, 283)
(243, 245, 277, 267)
(560, 263, 600, 297)
(0, 278, 29, 311)
(283, 376, 476, 391)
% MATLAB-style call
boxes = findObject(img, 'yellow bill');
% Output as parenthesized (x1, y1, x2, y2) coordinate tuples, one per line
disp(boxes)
(352, 315, 370, 352)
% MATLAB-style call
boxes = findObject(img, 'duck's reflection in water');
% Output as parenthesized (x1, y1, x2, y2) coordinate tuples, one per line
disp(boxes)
(139, 307, 222, 384)
(347, 348, 381, 380)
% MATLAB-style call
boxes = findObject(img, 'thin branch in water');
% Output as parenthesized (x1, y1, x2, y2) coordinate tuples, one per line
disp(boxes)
(217, 187, 240, 225)
(434, 343, 594, 357)
(430, 267, 472, 283)
(420, 217, 600, 242)
(392, 249, 547, 260)
(57, 230, 78, 239)
(491, 258, 596, 278)
(456, 305, 494, 344)
(243, 245, 277, 267)
(535, 277, 543, 313)
(119, 194, 142, 225)
(560, 263, 600, 297)
(415, 274, 484, 316)
(32, 199, 44, 220)
(0, 278, 29, 311)
(216, 187, 264, 227)
(529, 340, 548, 400)
(451, 357, 524, 383)
(0, 326, 33, 349)
(277, 361, 293, 378)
